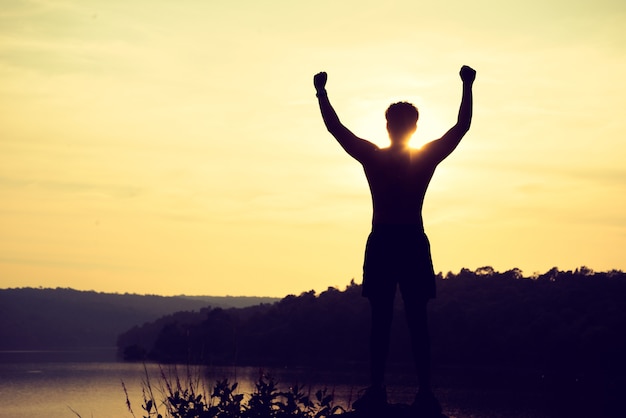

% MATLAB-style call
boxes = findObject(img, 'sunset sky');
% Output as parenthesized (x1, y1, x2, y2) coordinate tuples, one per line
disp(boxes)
(1, 0, 625, 297)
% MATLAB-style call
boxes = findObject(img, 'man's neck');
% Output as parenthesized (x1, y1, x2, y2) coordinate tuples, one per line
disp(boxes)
(388, 142, 410, 153)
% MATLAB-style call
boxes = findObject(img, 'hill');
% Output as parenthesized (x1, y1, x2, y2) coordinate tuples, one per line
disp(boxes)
(117, 267, 626, 372)
(0, 287, 279, 351)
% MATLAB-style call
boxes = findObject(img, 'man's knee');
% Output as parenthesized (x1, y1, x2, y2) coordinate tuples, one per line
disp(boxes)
(368, 295, 394, 327)
(403, 298, 428, 327)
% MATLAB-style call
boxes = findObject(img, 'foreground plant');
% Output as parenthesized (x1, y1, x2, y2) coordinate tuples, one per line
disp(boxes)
(122, 366, 344, 418)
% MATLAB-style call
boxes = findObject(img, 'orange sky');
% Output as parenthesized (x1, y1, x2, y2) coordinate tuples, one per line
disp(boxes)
(1, 0, 625, 296)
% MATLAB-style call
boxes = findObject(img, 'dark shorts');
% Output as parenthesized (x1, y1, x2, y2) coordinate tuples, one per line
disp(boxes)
(362, 224, 436, 301)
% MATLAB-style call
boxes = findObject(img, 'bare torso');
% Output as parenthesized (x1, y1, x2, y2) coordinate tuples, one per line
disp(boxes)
(362, 147, 438, 227)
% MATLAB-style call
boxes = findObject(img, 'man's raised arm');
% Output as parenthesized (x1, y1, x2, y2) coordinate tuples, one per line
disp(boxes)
(422, 65, 476, 163)
(314, 72, 377, 162)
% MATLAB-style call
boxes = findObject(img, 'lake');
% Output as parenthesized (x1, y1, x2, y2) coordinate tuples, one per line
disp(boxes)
(0, 350, 561, 418)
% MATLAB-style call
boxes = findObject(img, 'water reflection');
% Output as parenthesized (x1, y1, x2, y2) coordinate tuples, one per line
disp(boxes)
(0, 351, 554, 418)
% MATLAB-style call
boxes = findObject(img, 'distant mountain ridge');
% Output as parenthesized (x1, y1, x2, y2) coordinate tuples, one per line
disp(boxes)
(0, 287, 279, 351)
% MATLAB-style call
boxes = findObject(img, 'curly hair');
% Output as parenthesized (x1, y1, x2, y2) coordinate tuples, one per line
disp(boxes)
(385, 102, 419, 138)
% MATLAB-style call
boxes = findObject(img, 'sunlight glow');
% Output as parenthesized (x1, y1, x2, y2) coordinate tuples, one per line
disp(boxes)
(1, 0, 625, 296)
(349, 96, 450, 150)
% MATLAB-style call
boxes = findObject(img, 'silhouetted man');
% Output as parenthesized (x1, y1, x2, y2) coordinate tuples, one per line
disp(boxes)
(314, 66, 475, 416)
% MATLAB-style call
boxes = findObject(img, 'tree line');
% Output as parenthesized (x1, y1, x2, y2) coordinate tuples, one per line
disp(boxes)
(117, 266, 626, 380)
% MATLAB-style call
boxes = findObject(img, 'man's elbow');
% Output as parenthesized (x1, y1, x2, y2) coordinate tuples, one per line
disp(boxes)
(325, 120, 344, 135)
(453, 122, 471, 136)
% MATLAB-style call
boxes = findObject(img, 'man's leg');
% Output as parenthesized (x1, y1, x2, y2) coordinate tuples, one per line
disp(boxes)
(404, 296, 442, 415)
(369, 293, 395, 387)
(403, 298, 431, 392)
(353, 291, 394, 411)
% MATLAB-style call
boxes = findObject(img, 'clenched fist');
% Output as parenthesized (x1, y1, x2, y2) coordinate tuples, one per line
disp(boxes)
(460, 65, 476, 84)
(314, 72, 327, 91)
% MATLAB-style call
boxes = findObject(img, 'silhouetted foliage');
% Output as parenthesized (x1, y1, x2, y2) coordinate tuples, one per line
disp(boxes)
(122, 366, 343, 418)
(117, 268, 626, 384)
(114, 268, 626, 418)
(118, 282, 368, 367)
